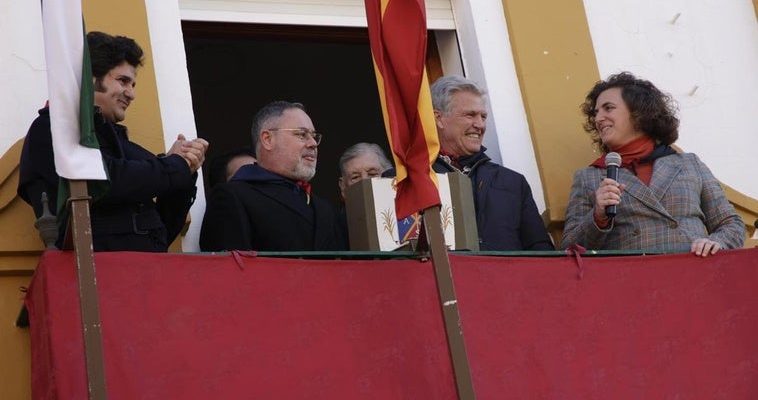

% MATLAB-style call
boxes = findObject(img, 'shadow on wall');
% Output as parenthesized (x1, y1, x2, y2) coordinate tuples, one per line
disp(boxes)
(0, 139, 45, 252)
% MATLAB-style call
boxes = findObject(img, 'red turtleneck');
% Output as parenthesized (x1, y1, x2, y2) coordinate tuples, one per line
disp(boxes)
(591, 135, 656, 185)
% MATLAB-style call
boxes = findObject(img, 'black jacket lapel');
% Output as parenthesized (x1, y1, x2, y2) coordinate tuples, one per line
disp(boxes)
(250, 183, 314, 224)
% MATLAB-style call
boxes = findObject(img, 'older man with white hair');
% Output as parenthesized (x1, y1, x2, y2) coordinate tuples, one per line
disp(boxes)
(337, 142, 393, 200)
(430, 75, 553, 251)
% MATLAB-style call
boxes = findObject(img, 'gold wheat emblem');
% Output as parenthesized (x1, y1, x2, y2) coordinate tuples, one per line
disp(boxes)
(380, 209, 396, 237)
(440, 205, 454, 231)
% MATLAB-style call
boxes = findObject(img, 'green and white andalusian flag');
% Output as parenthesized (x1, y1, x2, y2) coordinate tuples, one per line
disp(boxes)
(41, 0, 107, 212)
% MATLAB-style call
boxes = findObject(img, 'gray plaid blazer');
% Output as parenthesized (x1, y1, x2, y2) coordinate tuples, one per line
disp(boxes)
(561, 153, 744, 251)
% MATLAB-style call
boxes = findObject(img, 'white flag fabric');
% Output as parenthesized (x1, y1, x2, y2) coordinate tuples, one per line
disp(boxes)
(41, 0, 107, 180)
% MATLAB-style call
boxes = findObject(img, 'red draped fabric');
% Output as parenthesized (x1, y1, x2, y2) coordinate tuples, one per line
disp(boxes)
(364, 0, 440, 219)
(26, 249, 758, 399)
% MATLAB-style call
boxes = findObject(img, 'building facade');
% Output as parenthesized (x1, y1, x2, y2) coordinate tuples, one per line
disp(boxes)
(1, 1, 756, 397)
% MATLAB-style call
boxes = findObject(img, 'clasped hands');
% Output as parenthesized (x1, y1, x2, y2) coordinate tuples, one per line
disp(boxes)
(167, 134, 209, 173)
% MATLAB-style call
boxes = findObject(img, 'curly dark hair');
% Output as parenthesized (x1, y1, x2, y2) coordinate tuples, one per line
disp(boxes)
(580, 72, 679, 152)
(87, 31, 144, 80)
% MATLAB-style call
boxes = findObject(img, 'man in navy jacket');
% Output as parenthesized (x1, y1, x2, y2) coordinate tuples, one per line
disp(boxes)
(18, 32, 207, 251)
(430, 76, 553, 251)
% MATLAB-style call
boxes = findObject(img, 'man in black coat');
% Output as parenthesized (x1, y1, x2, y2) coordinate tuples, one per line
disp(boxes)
(17, 31, 208, 252)
(430, 76, 554, 251)
(200, 101, 344, 251)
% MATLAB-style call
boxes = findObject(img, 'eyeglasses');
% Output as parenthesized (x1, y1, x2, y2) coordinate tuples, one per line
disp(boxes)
(268, 128, 322, 145)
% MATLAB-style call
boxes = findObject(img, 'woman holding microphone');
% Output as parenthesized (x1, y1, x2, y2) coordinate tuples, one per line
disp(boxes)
(561, 72, 743, 256)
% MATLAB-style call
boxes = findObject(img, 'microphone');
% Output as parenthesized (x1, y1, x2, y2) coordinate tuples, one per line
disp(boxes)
(604, 152, 622, 219)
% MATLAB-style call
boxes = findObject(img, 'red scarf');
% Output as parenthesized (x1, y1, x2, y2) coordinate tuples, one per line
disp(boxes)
(296, 181, 312, 204)
(590, 136, 655, 185)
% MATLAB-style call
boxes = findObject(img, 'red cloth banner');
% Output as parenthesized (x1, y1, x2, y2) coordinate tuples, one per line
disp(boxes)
(26, 249, 758, 399)
(365, 0, 441, 219)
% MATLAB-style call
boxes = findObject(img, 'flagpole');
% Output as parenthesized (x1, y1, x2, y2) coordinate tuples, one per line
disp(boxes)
(362, 0, 476, 396)
(422, 206, 476, 399)
(40, 0, 109, 395)
(69, 180, 108, 400)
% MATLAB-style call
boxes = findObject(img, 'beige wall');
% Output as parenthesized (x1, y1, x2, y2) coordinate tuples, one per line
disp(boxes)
(0, 139, 41, 400)
(0, 273, 33, 400)
(83, 0, 165, 154)
(500, 0, 600, 242)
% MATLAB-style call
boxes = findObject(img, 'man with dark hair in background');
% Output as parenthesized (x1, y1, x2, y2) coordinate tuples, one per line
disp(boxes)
(18, 31, 208, 252)
(206, 147, 256, 191)
(200, 101, 344, 251)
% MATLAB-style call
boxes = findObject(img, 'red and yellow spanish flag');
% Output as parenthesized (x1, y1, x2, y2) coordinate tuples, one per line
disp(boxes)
(365, 0, 440, 219)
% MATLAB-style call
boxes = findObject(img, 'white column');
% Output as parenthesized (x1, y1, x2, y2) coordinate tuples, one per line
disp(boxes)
(145, 0, 206, 251)
(0, 2, 48, 154)
(450, 0, 546, 211)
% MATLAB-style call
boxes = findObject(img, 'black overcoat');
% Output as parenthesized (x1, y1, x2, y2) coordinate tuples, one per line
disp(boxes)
(17, 107, 197, 251)
(200, 164, 344, 252)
